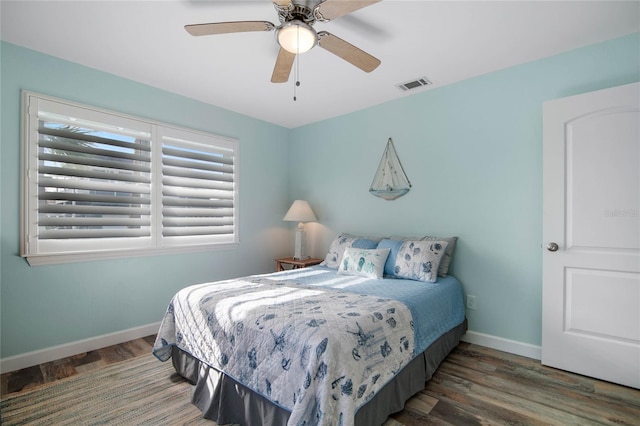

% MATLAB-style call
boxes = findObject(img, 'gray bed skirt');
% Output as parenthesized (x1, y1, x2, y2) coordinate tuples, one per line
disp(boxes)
(171, 319, 467, 425)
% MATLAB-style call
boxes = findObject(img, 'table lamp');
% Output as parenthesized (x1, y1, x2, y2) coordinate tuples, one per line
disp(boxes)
(283, 200, 317, 260)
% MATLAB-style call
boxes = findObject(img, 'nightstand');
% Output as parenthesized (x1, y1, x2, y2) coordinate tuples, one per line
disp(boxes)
(275, 257, 323, 272)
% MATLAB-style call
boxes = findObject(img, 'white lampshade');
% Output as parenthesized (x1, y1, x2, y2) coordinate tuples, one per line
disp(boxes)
(283, 200, 317, 223)
(277, 21, 318, 54)
(283, 200, 317, 260)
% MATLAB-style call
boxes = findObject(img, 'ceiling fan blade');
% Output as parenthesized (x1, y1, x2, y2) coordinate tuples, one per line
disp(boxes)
(185, 21, 274, 36)
(273, 0, 292, 6)
(317, 31, 380, 72)
(271, 48, 296, 83)
(315, 0, 380, 21)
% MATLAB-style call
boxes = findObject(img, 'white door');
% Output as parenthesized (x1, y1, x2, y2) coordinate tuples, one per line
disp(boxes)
(542, 82, 640, 389)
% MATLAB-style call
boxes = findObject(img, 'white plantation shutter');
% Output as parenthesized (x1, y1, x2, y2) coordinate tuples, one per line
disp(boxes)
(159, 128, 237, 246)
(25, 97, 154, 255)
(21, 92, 239, 265)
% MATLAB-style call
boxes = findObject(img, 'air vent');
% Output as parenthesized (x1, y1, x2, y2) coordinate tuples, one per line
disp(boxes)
(396, 77, 432, 91)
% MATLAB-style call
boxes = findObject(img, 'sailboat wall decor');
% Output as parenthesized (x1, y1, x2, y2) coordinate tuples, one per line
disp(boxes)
(369, 138, 411, 200)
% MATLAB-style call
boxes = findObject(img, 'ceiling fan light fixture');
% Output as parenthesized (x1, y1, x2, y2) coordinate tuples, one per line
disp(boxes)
(277, 20, 317, 54)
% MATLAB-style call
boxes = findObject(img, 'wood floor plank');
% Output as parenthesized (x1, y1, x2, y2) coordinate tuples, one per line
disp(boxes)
(422, 377, 542, 425)
(424, 397, 490, 426)
(445, 350, 502, 374)
(123, 337, 153, 357)
(455, 345, 640, 424)
(439, 362, 633, 426)
(391, 407, 454, 426)
(459, 376, 593, 425)
(39, 359, 77, 383)
(68, 349, 102, 367)
(403, 390, 438, 414)
(446, 344, 640, 424)
(97, 342, 136, 364)
(493, 364, 639, 425)
(593, 378, 640, 407)
(144, 334, 157, 347)
(1, 364, 44, 394)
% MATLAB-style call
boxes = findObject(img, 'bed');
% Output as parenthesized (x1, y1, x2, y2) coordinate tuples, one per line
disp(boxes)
(153, 234, 466, 425)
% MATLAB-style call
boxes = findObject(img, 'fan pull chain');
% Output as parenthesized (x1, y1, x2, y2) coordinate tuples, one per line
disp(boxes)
(294, 26, 301, 101)
(294, 55, 301, 101)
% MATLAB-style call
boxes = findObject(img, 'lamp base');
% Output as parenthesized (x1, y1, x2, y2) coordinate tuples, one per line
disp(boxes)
(293, 225, 308, 260)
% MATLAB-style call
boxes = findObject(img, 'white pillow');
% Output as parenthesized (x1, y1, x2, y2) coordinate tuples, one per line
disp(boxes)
(337, 248, 391, 279)
(392, 240, 449, 283)
(319, 234, 379, 269)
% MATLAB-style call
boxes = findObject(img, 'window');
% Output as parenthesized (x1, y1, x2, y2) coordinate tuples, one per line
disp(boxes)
(21, 91, 238, 265)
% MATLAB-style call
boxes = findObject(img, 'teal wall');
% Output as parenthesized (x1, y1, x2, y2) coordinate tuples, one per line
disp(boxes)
(0, 42, 292, 358)
(289, 33, 640, 347)
(1, 33, 638, 360)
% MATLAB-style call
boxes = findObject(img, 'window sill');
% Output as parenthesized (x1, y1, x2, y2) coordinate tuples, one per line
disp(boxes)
(24, 242, 239, 266)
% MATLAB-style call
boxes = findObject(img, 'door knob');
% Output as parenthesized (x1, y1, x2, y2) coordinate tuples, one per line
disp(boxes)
(547, 242, 559, 252)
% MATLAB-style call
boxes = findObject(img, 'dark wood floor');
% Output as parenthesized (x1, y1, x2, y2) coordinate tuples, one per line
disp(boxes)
(391, 343, 640, 425)
(2, 337, 639, 425)
(1, 335, 156, 395)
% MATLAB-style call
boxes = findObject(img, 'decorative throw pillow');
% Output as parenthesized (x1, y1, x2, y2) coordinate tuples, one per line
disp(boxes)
(319, 234, 379, 269)
(391, 240, 449, 283)
(337, 248, 391, 279)
(391, 235, 458, 277)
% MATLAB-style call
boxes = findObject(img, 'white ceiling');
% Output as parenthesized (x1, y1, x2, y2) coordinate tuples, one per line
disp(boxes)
(2, 1, 639, 128)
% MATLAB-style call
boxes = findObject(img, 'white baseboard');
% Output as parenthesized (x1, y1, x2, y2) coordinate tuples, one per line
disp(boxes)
(0, 322, 161, 374)
(1, 325, 541, 374)
(461, 330, 542, 360)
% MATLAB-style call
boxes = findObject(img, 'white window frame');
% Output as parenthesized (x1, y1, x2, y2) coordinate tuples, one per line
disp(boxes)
(21, 91, 239, 266)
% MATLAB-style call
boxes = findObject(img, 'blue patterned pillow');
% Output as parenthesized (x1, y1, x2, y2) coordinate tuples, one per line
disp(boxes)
(386, 240, 449, 282)
(337, 248, 391, 279)
(390, 235, 458, 276)
(319, 234, 379, 269)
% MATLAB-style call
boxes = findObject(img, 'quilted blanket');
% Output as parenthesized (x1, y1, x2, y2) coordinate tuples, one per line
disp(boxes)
(153, 275, 414, 426)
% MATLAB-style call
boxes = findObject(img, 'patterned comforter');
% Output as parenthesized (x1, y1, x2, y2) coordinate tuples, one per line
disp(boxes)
(153, 273, 415, 426)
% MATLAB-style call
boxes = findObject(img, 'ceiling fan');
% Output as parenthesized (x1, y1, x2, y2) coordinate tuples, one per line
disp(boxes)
(185, 0, 381, 83)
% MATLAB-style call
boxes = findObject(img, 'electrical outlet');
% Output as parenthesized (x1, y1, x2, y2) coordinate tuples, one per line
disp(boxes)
(466, 295, 476, 310)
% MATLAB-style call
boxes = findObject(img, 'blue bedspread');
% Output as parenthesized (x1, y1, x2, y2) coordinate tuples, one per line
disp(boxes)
(254, 266, 466, 355)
